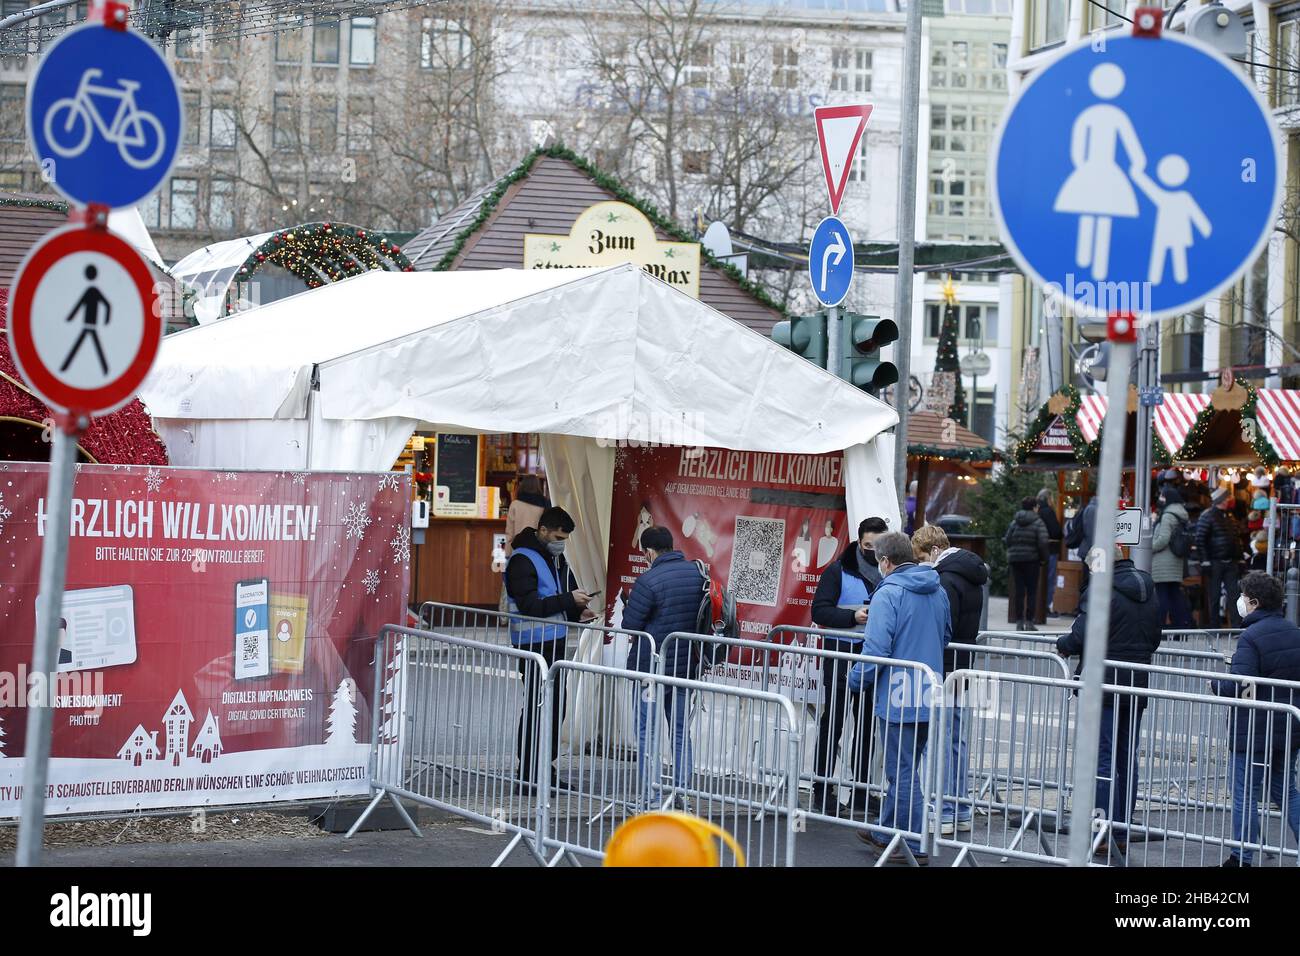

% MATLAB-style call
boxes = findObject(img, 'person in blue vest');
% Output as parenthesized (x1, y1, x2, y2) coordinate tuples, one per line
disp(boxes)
(809, 516, 887, 818)
(504, 506, 596, 790)
(1213, 572, 1300, 867)
(622, 526, 705, 811)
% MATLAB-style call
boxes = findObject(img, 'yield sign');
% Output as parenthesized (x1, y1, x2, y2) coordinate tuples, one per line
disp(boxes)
(814, 104, 873, 215)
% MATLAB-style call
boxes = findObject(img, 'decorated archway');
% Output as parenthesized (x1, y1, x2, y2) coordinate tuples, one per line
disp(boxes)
(171, 221, 414, 324)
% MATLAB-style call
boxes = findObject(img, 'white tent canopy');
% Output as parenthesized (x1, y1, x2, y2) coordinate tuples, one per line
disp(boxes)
(140, 263, 901, 587)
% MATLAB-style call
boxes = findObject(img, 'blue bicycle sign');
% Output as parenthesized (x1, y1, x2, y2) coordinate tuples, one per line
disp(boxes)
(28, 21, 181, 209)
(45, 69, 166, 170)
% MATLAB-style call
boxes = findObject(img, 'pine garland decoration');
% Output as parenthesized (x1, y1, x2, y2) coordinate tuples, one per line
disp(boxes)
(1175, 380, 1282, 466)
(906, 443, 995, 462)
(430, 144, 789, 316)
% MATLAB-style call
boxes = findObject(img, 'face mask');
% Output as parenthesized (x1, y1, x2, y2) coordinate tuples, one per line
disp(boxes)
(546, 539, 566, 557)
(1236, 595, 1252, 619)
(860, 546, 877, 566)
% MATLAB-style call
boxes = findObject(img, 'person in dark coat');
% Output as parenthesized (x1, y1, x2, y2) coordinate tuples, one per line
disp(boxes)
(1056, 548, 1162, 860)
(914, 524, 988, 833)
(1213, 573, 1300, 866)
(808, 516, 887, 817)
(1197, 487, 1244, 627)
(621, 526, 706, 810)
(1037, 489, 1063, 615)
(504, 506, 595, 789)
(1005, 497, 1049, 630)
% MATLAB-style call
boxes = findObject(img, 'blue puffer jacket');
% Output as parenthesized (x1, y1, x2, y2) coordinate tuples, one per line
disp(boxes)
(1214, 608, 1300, 754)
(622, 550, 705, 677)
(848, 563, 950, 723)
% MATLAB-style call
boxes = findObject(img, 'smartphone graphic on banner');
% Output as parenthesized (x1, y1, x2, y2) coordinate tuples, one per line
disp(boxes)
(234, 578, 271, 680)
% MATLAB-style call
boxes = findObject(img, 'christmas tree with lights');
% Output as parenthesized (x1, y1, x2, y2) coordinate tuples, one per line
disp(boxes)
(934, 275, 968, 426)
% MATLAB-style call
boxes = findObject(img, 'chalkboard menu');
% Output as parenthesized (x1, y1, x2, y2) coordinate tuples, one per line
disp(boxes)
(433, 433, 481, 518)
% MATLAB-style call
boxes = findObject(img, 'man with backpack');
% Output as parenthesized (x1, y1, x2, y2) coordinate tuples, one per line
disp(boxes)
(1065, 496, 1098, 600)
(623, 526, 706, 810)
(1197, 488, 1245, 628)
(1151, 485, 1193, 628)
(808, 516, 887, 818)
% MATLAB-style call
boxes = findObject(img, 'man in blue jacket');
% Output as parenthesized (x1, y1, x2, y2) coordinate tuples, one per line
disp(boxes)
(1213, 572, 1300, 866)
(847, 531, 949, 865)
(622, 526, 706, 810)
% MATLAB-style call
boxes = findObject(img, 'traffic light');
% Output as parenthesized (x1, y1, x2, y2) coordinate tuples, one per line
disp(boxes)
(844, 313, 899, 393)
(771, 313, 828, 370)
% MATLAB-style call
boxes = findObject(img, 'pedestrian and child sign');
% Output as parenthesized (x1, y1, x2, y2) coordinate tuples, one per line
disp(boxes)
(992, 31, 1282, 319)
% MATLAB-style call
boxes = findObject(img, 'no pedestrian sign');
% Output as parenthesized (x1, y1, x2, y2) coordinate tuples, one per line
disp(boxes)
(8, 225, 162, 417)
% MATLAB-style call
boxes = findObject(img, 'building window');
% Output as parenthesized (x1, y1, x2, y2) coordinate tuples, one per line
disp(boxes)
(848, 135, 870, 183)
(182, 91, 201, 146)
(139, 192, 160, 227)
(350, 17, 376, 66)
(1276, 21, 1298, 105)
(684, 43, 712, 88)
(924, 301, 998, 345)
(310, 94, 337, 152)
(832, 48, 872, 93)
(0, 84, 24, 141)
(209, 179, 234, 230)
(169, 178, 198, 229)
(347, 95, 372, 152)
(421, 18, 471, 69)
(771, 45, 799, 89)
(1028, 0, 1067, 52)
(313, 20, 340, 64)
(1090, 0, 1125, 29)
(0, 170, 20, 189)
(273, 93, 298, 149)
(728, 43, 748, 87)
(682, 150, 709, 175)
(275, 16, 303, 63)
(971, 387, 996, 443)
(210, 99, 236, 149)
(175, 24, 203, 60)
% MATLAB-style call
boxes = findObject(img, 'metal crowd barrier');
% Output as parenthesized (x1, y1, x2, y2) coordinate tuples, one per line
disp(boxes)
(1267, 501, 1300, 576)
(977, 630, 1233, 673)
(538, 659, 802, 867)
(659, 626, 944, 865)
(934, 668, 1300, 868)
(418, 600, 654, 660)
(346, 626, 553, 865)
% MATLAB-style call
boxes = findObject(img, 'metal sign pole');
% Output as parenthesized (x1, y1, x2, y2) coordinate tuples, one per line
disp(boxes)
(827, 305, 841, 376)
(16, 416, 84, 867)
(1067, 317, 1136, 867)
(1132, 322, 1159, 572)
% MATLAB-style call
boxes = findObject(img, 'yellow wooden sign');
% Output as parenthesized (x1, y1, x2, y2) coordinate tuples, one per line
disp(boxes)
(523, 201, 702, 298)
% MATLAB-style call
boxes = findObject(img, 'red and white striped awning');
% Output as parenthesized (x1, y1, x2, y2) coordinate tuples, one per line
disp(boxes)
(1073, 392, 1210, 453)
(1255, 389, 1300, 462)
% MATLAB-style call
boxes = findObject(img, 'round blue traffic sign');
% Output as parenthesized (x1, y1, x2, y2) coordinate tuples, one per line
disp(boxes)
(27, 22, 182, 209)
(993, 33, 1281, 319)
(808, 216, 855, 307)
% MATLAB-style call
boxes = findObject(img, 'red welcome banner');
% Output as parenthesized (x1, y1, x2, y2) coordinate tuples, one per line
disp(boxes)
(0, 463, 408, 815)
(604, 446, 849, 644)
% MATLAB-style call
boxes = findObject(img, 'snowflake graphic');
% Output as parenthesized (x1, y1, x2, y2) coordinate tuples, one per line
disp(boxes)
(613, 446, 629, 473)
(144, 467, 164, 493)
(224, 472, 237, 483)
(390, 526, 411, 565)
(0, 493, 11, 534)
(342, 502, 372, 540)
(291, 472, 308, 486)
(363, 568, 380, 595)
(378, 473, 401, 492)
(627, 470, 639, 495)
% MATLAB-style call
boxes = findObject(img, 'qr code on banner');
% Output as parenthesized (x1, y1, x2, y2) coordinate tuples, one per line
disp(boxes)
(729, 515, 785, 607)
(242, 633, 261, 663)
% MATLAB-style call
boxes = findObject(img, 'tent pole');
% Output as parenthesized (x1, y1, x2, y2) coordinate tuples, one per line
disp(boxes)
(305, 364, 319, 471)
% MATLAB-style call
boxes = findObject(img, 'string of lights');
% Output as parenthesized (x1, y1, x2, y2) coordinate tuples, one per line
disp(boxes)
(0, 0, 452, 55)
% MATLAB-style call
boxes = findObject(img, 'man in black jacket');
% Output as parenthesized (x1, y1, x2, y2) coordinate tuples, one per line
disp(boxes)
(1197, 488, 1244, 628)
(1056, 548, 1161, 859)
(808, 516, 886, 817)
(504, 506, 595, 788)
(914, 524, 987, 833)
(1213, 573, 1300, 866)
